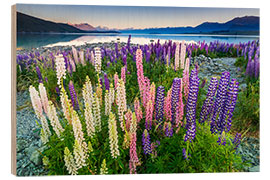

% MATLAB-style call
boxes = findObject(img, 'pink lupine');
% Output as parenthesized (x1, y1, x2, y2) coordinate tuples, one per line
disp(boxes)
(164, 89, 172, 122)
(183, 59, 190, 101)
(175, 78, 184, 127)
(121, 66, 126, 83)
(129, 133, 139, 174)
(114, 73, 119, 90)
(145, 100, 154, 130)
(136, 49, 145, 98)
(142, 77, 150, 108)
(124, 109, 132, 132)
(134, 97, 143, 123)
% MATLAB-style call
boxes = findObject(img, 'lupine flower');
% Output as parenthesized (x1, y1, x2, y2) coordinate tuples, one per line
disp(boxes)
(175, 79, 184, 127)
(218, 79, 239, 133)
(164, 88, 172, 122)
(72, 46, 79, 64)
(82, 76, 93, 108)
(180, 41, 186, 69)
(199, 77, 218, 124)
(55, 54, 66, 87)
(69, 57, 76, 72)
(69, 81, 79, 111)
(64, 147, 78, 175)
(136, 49, 145, 98)
(155, 86, 165, 128)
(134, 97, 143, 123)
(105, 90, 110, 116)
(121, 66, 126, 83)
(96, 82, 103, 105)
(171, 78, 181, 124)
(36, 66, 43, 83)
(182, 148, 188, 160)
(116, 79, 127, 131)
(145, 100, 154, 130)
(184, 69, 200, 142)
(142, 129, 152, 155)
(210, 71, 231, 134)
(60, 87, 73, 125)
(47, 101, 64, 138)
(164, 122, 173, 137)
(233, 133, 242, 150)
(94, 47, 102, 74)
(108, 112, 120, 158)
(73, 140, 86, 169)
(109, 83, 115, 108)
(142, 77, 151, 108)
(149, 83, 156, 109)
(104, 73, 110, 91)
(114, 73, 119, 90)
(182, 66, 190, 101)
(79, 50, 85, 66)
(84, 103, 95, 138)
(92, 93, 101, 132)
(38, 83, 49, 115)
(100, 159, 108, 175)
(124, 109, 132, 132)
(174, 42, 180, 70)
(29, 86, 51, 142)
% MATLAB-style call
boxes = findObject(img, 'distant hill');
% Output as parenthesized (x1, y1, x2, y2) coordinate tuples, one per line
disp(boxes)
(120, 16, 259, 35)
(68, 22, 96, 31)
(17, 12, 119, 34)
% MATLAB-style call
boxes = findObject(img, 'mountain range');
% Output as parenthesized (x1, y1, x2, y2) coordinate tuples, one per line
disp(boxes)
(17, 12, 259, 35)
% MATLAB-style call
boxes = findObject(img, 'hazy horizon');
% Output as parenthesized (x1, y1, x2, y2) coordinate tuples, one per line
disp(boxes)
(16, 4, 259, 30)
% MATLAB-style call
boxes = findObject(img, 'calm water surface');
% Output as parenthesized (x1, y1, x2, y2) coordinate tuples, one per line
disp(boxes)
(17, 33, 259, 49)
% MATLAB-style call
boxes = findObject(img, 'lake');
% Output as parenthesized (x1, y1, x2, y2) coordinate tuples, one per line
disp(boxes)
(17, 33, 259, 49)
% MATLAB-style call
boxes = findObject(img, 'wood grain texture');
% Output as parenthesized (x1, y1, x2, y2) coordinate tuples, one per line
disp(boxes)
(11, 4, 17, 176)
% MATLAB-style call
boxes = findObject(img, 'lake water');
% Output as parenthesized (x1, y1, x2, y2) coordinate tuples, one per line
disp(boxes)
(17, 33, 259, 49)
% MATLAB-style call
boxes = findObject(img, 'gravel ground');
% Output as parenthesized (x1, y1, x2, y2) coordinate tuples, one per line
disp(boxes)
(16, 91, 48, 176)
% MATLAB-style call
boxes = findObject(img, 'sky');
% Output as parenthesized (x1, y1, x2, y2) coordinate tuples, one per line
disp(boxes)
(16, 4, 259, 29)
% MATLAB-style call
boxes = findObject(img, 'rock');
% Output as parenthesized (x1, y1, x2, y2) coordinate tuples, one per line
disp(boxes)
(30, 150, 42, 165)
(249, 165, 260, 172)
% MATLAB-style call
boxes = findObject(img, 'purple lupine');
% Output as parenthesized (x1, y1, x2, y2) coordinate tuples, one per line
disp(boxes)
(142, 129, 152, 155)
(99, 78, 104, 89)
(104, 73, 110, 91)
(122, 54, 127, 66)
(210, 71, 231, 134)
(233, 133, 242, 150)
(35, 66, 43, 83)
(171, 78, 181, 125)
(217, 79, 239, 133)
(182, 148, 188, 160)
(69, 81, 79, 110)
(217, 136, 226, 146)
(184, 69, 200, 142)
(199, 77, 218, 124)
(155, 86, 165, 129)
(165, 122, 173, 137)
(55, 87, 60, 96)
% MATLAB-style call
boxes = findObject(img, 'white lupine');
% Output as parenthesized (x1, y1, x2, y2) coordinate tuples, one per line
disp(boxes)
(82, 76, 93, 108)
(108, 112, 120, 158)
(94, 47, 102, 74)
(109, 83, 115, 105)
(38, 83, 49, 115)
(180, 41, 186, 69)
(60, 87, 73, 125)
(116, 79, 127, 131)
(55, 54, 66, 87)
(90, 51, 95, 66)
(174, 42, 180, 70)
(84, 103, 95, 138)
(104, 90, 110, 116)
(29, 85, 43, 118)
(72, 46, 79, 64)
(47, 101, 64, 137)
(73, 140, 86, 169)
(64, 147, 78, 175)
(100, 159, 108, 175)
(92, 93, 101, 132)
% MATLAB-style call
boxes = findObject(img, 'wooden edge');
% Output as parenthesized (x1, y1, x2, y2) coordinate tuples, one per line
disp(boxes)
(11, 4, 17, 176)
